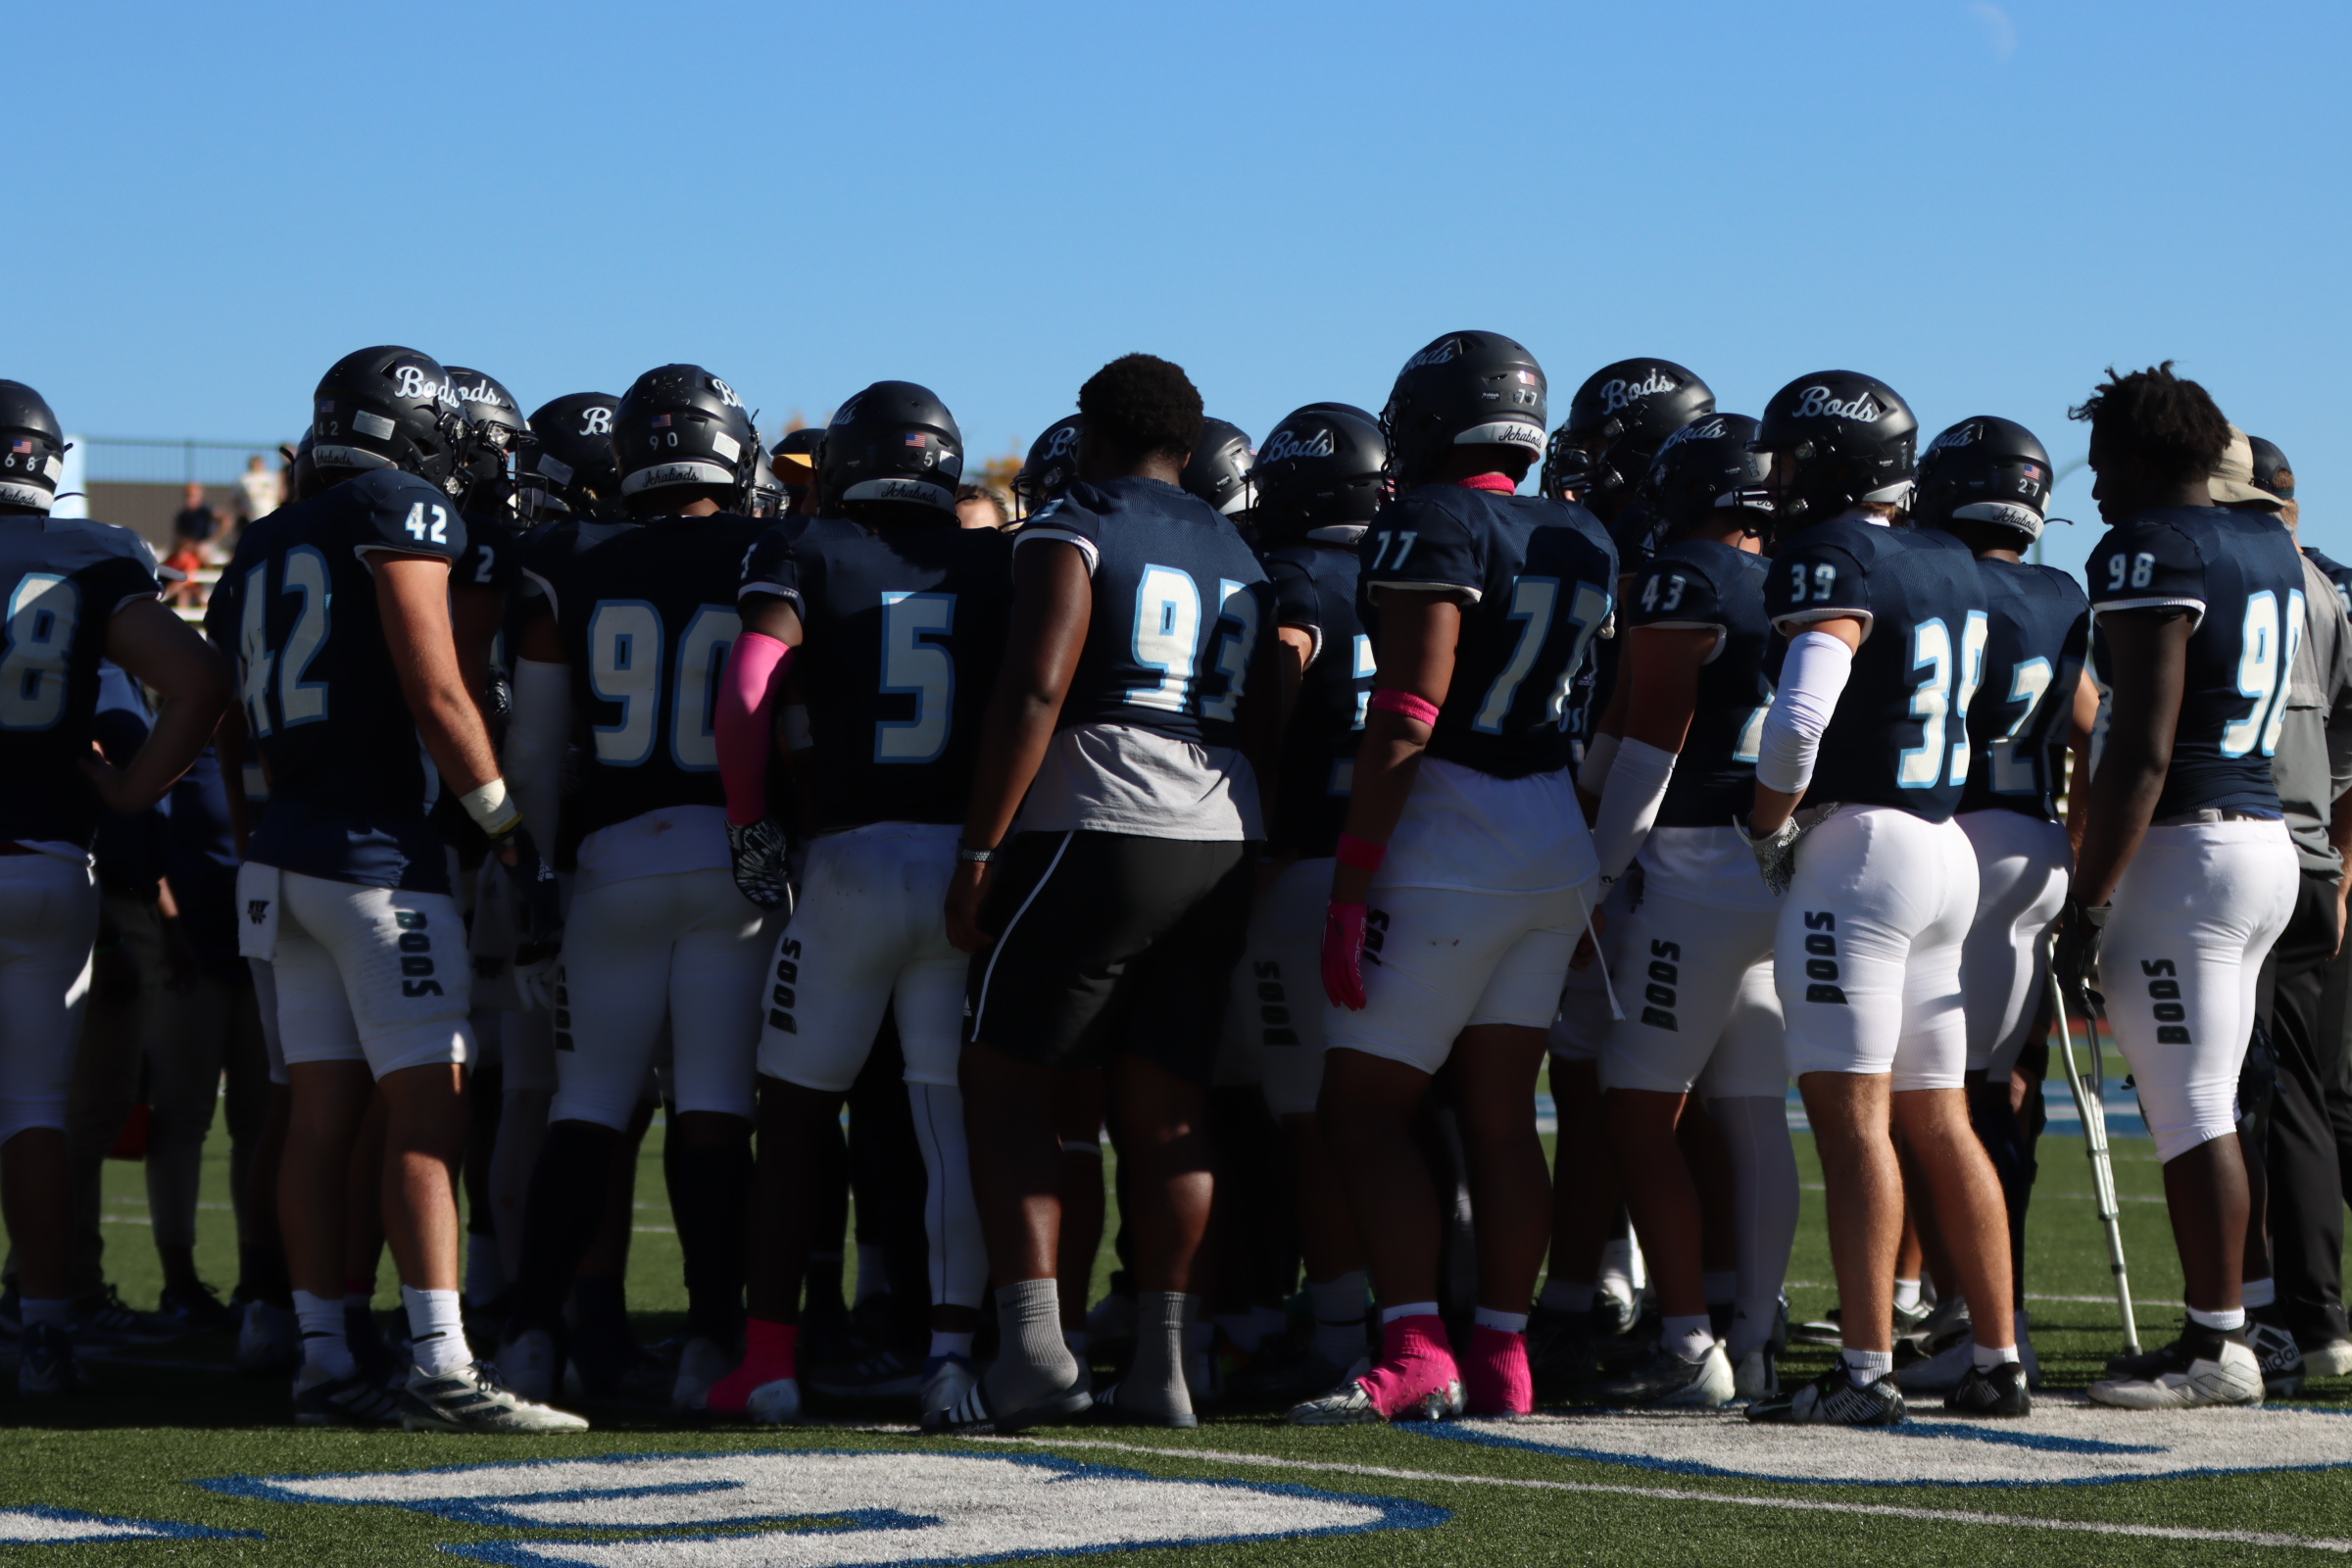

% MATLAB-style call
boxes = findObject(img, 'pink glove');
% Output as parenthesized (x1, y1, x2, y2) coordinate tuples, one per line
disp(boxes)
(1323, 901, 1371, 1010)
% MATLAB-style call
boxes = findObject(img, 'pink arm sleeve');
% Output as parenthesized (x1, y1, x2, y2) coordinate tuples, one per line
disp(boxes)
(716, 631, 796, 826)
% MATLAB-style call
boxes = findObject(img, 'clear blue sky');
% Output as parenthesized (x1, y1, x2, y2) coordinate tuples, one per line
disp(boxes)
(16, 2, 2347, 579)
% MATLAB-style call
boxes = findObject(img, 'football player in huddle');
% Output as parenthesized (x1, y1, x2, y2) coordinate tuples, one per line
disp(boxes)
(1580, 414, 1791, 1408)
(1, 379, 230, 1395)
(705, 381, 1012, 1425)
(494, 366, 773, 1412)
(1011, 414, 1084, 521)
(1215, 402, 1387, 1401)
(1299, 332, 1616, 1425)
(1539, 358, 1716, 1360)
(1739, 371, 2023, 1424)
(210, 347, 578, 1431)
(2067, 365, 2304, 1408)
(940, 354, 1277, 1434)
(1898, 417, 2093, 1396)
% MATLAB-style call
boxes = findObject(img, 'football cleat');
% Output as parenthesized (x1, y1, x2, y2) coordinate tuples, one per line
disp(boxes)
(1585, 1341, 1735, 1408)
(747, 1377, 804, 1425)
(155, 1281, 234, 1335)
(1226, 1345, 1368, 1408)
(1733, 1347, 1780, 1402)
(921, 1373, 1093, 1436)
(236, 1300, 300, 1377)
(2248, 1312, 2308, 1397)
(293, 1371, 406, 1427)
(1745, 1365, 1906, 1426)
(808, 1345, 924, 1400)
(74, 1284, 179, 1347)
(1090, 1378, 1199, 1429)
(16, 1323, 83, 1396)
(1894, 1333, 1974, 1393)
(1943, 1361, 2031, 1418)
(2303, 1339, 2352, 1379)
(497, 1327, 562, 1403)
(919, 1354, 977, 1423)
(2087, 1334, 2262, 1409)
(402, 1363, 591, 1432)
(1903, 1294, 1967, 1354)
(1288, 1371, 1464, 1426)
(671, 1336, 734, 1411)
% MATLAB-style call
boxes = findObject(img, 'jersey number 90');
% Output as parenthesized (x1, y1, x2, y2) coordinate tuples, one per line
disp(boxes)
(586, 601, 741, 770)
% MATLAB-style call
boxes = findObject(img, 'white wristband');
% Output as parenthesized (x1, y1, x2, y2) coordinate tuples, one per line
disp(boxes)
(460, 778, 521, 838)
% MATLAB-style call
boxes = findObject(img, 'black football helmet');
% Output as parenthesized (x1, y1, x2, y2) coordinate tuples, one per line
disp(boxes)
(1636, 414, 1772, 547)
(1013, 415, 1084, 515)
(310, 346, 470, 493)
(1914, 416, 2054, 543)
(747, 441, 786, 518)
(773, 425, 823, 513)
(517, 392, 621, 520)
(1381, 331, 1547, 488)
(446, 367, 530, 519)
(816, 380, 962, 514)
(0, 379, 67, 513)
(2248, 435, 2294, 502)
(615, 365, 758, 510)
(1184, 418, 1256, 516)
(1253, 403, 1386, 533)
(1550, 359, 1715, 514)
(1750, 371, 1918, 525)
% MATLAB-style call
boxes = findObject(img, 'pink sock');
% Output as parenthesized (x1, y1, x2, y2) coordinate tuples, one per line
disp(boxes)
(1464, 1324, 1533, 1417)
(706, 1318, 797, 1415)
(1356, 1314, 1460, 1419)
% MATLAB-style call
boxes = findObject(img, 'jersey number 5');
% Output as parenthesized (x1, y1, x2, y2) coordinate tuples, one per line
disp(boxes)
(878, 591, 956, 764)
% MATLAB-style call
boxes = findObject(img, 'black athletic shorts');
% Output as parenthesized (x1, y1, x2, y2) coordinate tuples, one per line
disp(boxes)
(964, 829, 1253, 1083)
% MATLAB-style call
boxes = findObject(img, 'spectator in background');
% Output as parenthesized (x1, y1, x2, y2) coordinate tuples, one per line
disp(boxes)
(171, 483, 217, 547)
(955, 483, 1011, 531)
(238, 454, 280, 524)
(163, 484, 215, 608)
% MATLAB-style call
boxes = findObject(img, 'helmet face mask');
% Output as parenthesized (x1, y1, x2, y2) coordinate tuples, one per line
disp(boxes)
(446, 367, 531, 522)
(1183, 418, 1256, 518)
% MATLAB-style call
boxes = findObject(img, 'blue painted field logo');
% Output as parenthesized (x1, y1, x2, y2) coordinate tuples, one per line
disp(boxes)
(1418, 1399, 2352, 1487)
(201, 1448, 1446, 1565)
(0, 1507, 257, 1546)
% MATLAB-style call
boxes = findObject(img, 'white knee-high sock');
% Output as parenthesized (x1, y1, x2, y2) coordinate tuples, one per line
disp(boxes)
(1709, 1094, 1799, 1362)
(906, 1081, 989, 1312)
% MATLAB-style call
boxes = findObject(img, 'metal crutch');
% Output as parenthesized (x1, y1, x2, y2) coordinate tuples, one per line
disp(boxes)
(2045, 942, 2141, 1354)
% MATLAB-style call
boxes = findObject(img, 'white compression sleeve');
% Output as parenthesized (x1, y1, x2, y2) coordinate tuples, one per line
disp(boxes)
(504, 658, 571, 850)
(1577, 732, 1622, 796)
(1591, 737, 1677, 882)
(1754, 629, 1854, 796)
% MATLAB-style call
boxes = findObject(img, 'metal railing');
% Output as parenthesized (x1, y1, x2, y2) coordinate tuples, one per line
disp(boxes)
(76, 436, 288, 487)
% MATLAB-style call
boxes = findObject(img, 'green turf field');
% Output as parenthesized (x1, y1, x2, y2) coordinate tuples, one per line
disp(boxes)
(7, 1071, 2351, 1566)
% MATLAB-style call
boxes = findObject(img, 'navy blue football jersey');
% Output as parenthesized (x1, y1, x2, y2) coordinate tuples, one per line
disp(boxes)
(2087, 506, 2305, 818)
(1360, 484, 1617, 780)
(1957, 557, 2089, 820)
(206, 469, 467, 890)
(739, 514, 1012, 832)
(522, 511, 768, 840)
(1016, 477, 1270, 748)
(1764, 517, 1989, 822)
(1626, 539, 1773, 829)
(1265, 533, 1375, 858)
(0, 515, 162, 851)
(2304, 546, 2352, 618)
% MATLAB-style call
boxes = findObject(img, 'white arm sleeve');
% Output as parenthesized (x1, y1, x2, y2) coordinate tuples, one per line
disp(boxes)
(1591, 736, 1677, 883)
(1577, 732, 1622, 796)
(504, 658, 571, 851)
(1754, 629, 1854, 796)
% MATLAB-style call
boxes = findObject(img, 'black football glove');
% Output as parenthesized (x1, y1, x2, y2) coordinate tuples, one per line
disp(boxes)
(2054, 899, 2107, 1006)
(727, 816, 793, 910)
(489, 822, 564, 952)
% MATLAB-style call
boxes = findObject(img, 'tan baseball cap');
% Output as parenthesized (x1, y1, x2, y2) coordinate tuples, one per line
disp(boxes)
(2209, 424, 2281, 510)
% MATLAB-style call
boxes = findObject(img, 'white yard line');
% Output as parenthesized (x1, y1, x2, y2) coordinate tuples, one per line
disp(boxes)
(1004, 1437, 2352, 1553)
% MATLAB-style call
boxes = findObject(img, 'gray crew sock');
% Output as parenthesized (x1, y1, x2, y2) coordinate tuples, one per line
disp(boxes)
(1118, 1291, 1196, 1423)
(983, 1278, 1081, 1416)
